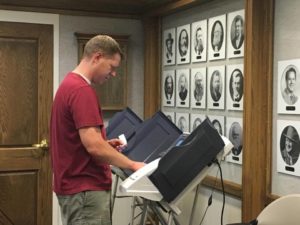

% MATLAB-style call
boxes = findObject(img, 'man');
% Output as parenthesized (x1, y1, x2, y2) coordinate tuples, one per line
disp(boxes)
(165, 32, 174, 60)
(212, 119, 222, 135)
(229, 122, 243, 156)
(50, 35, 145, 225)
(164, 75, 174, 100)
(178, 73, 188, 101)
(231, 16, 244, 49)
(230, 69, 243, 102)
(194, 27, 204, 56)
(282, 67, 298, 105)
(211, 21, 223, 52)
(193, 72, 204, 102)
(210, 70, 222, 102)
(178, 29, 188, 57)
(281, 126, 300, 166)
(178, 116, 187, 132)
(192, 118, 202, 131)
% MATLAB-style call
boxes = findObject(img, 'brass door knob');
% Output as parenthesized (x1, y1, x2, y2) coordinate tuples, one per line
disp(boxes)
(33, 139, 49, 150)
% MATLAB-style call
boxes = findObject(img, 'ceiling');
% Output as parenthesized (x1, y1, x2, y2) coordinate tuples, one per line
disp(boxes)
(0, 0, 184, 18)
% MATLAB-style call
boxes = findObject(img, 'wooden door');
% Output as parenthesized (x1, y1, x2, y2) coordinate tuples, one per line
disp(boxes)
(0, 22, 53, 225)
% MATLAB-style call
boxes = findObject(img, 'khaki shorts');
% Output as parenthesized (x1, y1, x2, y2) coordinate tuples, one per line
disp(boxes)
(57, 190, 111, 225)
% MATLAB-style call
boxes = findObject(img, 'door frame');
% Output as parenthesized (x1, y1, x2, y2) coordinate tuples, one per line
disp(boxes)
(0, 10, 60, 225)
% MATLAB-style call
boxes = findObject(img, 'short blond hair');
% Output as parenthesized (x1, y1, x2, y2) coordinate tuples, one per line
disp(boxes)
(83, 35, 123, 59)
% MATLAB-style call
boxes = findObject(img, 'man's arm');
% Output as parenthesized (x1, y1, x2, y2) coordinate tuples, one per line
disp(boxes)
(79, 126, 145, 171)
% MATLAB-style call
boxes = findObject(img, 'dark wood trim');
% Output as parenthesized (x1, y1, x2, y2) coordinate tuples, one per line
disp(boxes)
(144, 0, 210, 17)
(266, 193, 280, 205)
(242, 0, 274, 221)
(143, 17, 161, 119)
(202, 176, 242, 199)
(0, 5, 142, 19)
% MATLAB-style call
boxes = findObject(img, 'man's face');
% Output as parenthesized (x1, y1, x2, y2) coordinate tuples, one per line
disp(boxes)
(212, 74, 221, 91)
(285, 137, 293, 153)
(93, 53, 121, 84)
(232, 74, 241, 94)
(231, 126, 241, 147)
(166, 40, 173, 53)
(286, 71, 296, 92)
(180, 31, 188, 47)
(195, 73, 203, 88)
(213, 22, 222, 46)
(235, 19, 243, 38)
(179, 75, 186, 90)
(196, 29, 203, 42)
(166, 76, 173, 94)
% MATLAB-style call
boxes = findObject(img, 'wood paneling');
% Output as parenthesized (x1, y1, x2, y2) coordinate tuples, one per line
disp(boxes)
(242, 0, 274, 221)
(143, 17, 161, 119)
(0, 22, 53, 225)
(0, 0, 180, 18)
(0, 38, 38, 145)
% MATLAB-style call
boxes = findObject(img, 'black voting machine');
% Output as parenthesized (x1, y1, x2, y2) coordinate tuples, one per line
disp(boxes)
(107, 108, 226, 225)
(106, 108, 182, 176)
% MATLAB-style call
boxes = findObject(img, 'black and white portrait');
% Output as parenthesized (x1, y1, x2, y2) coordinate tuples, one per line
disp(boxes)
(208, 115, 225, 136)
(226, 117, 243, 165)
(191, 68, 206, 109)
(163, 28, 176, 65)
(227, 10, 245, 58)
(277, 59, 300, 114)
(208, 14, 226, 61)
(176, 69, 190, 108)
(176, 112, 189, 133)
(277, 120, 300, 177)
(227, 64, 244, 111)
(191, 20, 207, 62)
(190, 114, 206, 132)
(208, 66, 225, 109)
(163, 111, 175, 124)
(162, 70, 175, 107)
(177, 24, 190, 64)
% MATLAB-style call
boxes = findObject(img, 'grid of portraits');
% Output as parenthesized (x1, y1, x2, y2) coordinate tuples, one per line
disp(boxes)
(161, 9, 245, 166)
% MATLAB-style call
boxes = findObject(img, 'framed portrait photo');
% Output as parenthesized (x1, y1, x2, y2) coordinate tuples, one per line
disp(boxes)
(176, 24, 191, 64)
(176, 68, 190, 108)
(277, 59, 300, 114)
(226, 64, 244, 111)
(277, 120, 300, 177)
(208, 14, 226, 61)
(191, 19, 207, 63)
(207, 115, 225, 136)
(176, 112, 190, 133)
(163, 28, 176, 66)
(226, 117, 243, 165)
(207, 66, 225, 110)
(190, 67, 206, 109)
(190, 113, 206, 132)
(162, 70, 175, 107)
(227, 10, 245, 58)
(162, 111, 175, 124)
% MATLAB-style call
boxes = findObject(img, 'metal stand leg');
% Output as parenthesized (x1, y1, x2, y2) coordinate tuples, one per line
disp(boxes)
(111, 175, 119, 214)
(130, 197, 137, 225)
(139, 199, 149, 225)
(189, 184, 201, 225)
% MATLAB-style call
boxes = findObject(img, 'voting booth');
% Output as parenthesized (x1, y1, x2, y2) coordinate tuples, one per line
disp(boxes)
(108, 109, 233, 225)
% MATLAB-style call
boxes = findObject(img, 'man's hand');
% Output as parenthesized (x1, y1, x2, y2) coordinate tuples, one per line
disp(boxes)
(131, 161, 146, 172)
(108, 138, 126, 151)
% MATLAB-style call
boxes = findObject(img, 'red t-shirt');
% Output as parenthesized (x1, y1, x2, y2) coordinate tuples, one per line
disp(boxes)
(50, 72, 112, 195)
